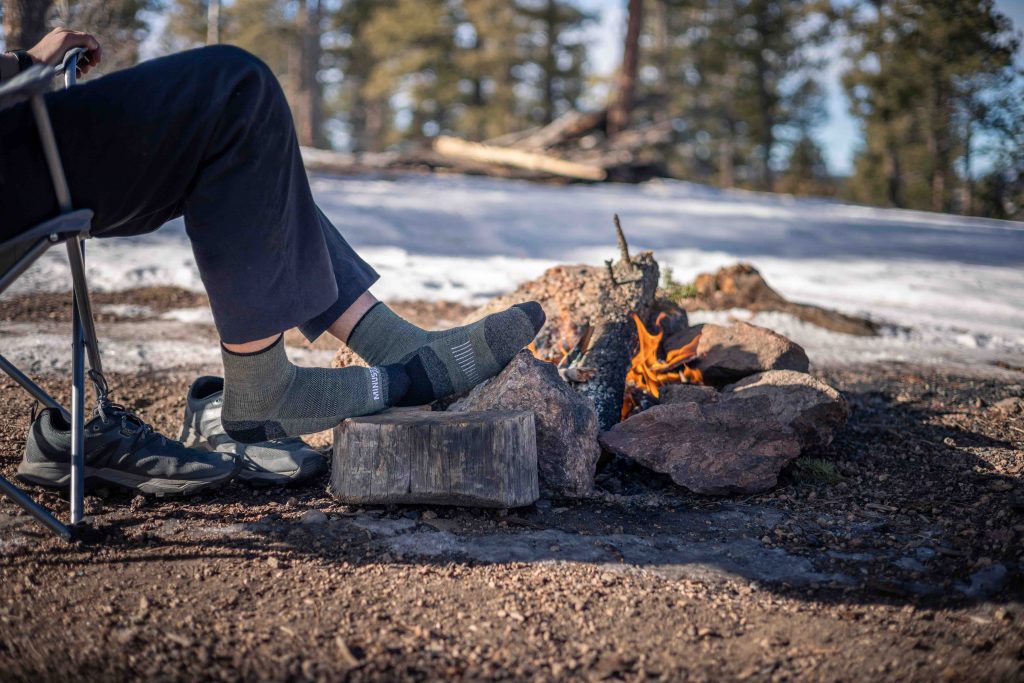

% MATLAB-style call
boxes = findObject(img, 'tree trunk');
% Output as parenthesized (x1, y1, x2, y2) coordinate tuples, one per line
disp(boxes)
(961, 114, 974, 216)
(293, 0, 323, 148)
(653, 0, 670, 95)
(541, 0, 558, 123)
(718, 138, 734, 188)
(752, 4, 774, 191)
(607, 0, 644, 136)
(331, 409, 539, 507)
(881, 109, 902, 207)
(928, 70, 952, 213)
(2, 0, 51, 49)
(206, 0, 220, 45)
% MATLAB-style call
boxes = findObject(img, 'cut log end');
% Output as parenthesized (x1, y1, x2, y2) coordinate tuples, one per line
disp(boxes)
(330, 409, 539, 508)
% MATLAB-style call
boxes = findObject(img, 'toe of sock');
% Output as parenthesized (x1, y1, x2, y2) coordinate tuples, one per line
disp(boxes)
(513, 301, 546, 333)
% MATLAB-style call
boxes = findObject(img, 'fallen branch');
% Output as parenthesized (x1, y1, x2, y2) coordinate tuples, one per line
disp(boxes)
(433, 136, 607, 181)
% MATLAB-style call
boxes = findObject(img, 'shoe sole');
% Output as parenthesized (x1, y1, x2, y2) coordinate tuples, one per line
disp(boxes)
(181, 420, 326, 487)
(16, 462, 237, 497)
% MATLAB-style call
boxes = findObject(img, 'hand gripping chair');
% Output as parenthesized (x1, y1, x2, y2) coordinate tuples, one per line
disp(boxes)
(0, 48, 103, 540)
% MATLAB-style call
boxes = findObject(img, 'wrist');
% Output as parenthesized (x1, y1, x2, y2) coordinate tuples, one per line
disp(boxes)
(11, 49, 35, 72)
(0, 52, 18, 81)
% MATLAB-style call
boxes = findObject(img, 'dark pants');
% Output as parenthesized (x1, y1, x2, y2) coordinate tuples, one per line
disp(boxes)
(0, 45, 378, 343)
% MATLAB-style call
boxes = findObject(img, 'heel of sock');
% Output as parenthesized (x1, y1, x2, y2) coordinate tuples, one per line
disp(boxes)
(222, 418, 287, 445)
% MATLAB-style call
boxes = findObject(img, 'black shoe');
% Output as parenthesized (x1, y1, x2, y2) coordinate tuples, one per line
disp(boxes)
(18, 399, 240, 497)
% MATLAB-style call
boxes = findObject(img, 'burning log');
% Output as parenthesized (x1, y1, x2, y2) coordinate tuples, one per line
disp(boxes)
(473, 216, 660, 430)
(621, 313, 703, 420)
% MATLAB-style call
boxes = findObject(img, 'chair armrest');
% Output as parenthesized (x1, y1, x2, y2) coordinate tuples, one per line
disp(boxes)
(0, 64, 52, 112)
(0, 48, 89, 111)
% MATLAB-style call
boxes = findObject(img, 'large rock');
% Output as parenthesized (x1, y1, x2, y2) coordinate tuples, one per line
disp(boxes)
(659, 383, 720, 406)
(680, 263, 879, 336)
(448, 350, 600, 497)
(723, 370, 848, 450)
(599, 397, 801, 495)
(693, 322, 809, 386)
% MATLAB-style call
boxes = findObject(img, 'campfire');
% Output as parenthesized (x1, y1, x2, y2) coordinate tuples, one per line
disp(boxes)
(621, 313, 702, 420)
(529, 311, 703, 422)
(392, 217, 849, 499)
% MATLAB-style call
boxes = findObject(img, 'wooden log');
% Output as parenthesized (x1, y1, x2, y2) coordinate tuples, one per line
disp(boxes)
(512, 109, 607, 150)
(330, 410, 539, 508)
(433, 136, 607, 181)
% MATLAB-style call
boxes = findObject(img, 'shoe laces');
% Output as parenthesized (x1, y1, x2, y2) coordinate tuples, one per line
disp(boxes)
(88, 370, 165, 447)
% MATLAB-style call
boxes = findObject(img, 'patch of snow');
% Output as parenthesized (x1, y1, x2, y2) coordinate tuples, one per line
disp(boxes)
(160, 307, 215, 324)
(99, 303, 154, 318)
(7, 174, 1023, 370)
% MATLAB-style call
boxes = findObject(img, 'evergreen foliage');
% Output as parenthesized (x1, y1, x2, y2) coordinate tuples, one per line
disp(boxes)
(4, 0, 1021, 217)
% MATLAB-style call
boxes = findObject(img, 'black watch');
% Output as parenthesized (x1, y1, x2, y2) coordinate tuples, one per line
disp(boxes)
(11, 49, 33, 73)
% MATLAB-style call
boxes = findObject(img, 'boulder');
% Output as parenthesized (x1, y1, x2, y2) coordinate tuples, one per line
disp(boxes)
(658, 383, 720, 406)
(723, 370, 849, 450)
(680, 263, 879, 336)
(599, 397, 801, 495)
(448, 350, 601, 497)
(693, 322, 809, 386)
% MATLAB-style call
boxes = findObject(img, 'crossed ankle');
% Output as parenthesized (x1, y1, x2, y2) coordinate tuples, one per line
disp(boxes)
(220, 338, 409, 443)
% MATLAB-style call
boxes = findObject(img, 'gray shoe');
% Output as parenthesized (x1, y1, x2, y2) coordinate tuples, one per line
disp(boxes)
(19, 404, 239, 497)
(180, 376, 326, 486)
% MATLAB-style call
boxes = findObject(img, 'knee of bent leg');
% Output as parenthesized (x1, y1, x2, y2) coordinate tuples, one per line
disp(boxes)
(199, 44, 289, 111)
(198, 44, 274, 80)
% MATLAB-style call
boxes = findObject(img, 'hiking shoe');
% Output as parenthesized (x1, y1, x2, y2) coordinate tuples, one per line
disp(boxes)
(18, 405, 240, 496)
(180, 376, 326, 486)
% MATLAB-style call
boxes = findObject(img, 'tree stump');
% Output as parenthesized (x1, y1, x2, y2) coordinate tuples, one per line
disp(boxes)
(330, 410, 538, 508)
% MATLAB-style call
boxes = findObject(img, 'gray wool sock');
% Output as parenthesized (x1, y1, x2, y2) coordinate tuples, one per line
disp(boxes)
(397, 302, 545, 406)
(345, 303, 434, 366)
(220, 336, 409, 444)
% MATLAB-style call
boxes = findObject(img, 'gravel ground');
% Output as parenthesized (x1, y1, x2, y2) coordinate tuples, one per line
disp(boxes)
(1, 290, 1023, 682)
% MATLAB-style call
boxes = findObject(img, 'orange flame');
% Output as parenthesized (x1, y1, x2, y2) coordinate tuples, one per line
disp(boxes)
(622, 313, 703, 420)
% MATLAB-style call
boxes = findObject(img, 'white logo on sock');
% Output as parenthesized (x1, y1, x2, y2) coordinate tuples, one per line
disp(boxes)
(451, 340, 480, 383)
(368, 367, 382, 401)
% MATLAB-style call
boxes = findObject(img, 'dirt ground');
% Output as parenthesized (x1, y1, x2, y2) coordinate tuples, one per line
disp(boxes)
(1, 289, 1023, 682)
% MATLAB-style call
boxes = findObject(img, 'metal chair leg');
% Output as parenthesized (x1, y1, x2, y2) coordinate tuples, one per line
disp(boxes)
(70, 278, 86, 526)
(0, 354, 70, 421)
(0, 476, 72, 540)
(66, 237, 102, 375)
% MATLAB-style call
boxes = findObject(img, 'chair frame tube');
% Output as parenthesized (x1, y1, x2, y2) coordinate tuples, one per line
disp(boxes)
(0, 52, 100, 538)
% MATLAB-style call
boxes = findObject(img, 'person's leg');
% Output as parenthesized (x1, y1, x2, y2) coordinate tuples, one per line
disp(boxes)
(0, 46, 408, 441)
(294, 206, 548, 405)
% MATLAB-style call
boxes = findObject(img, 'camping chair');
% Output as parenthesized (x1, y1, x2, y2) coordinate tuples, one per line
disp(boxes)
(0, 47, 102, 541)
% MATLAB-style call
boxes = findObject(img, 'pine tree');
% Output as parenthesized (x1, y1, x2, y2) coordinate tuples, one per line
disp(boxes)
(843, 0, 1019, 213)
(326, 0, 390, 152)
(456, 0, 529, 139)
(518, 0, 592, 124)
(637, 0, 830, 191)
(361, 0, 460, 143)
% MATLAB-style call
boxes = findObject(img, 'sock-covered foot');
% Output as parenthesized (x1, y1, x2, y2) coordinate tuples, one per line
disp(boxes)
(347, 301, 546, 367)
(220, 336, 409, 443)
(395, 302, 545, 406)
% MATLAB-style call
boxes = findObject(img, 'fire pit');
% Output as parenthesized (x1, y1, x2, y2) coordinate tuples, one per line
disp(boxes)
(332, 218, 850, 501)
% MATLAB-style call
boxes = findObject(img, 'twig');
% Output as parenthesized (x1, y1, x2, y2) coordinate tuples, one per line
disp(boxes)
(614, 213, 631, 264)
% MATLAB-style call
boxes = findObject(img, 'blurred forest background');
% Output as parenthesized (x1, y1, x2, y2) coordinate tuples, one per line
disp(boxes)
(2, 0, 1023, 219)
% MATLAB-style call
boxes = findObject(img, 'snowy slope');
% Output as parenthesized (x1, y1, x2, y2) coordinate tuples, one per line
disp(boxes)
(9, 173, 1024, 370)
